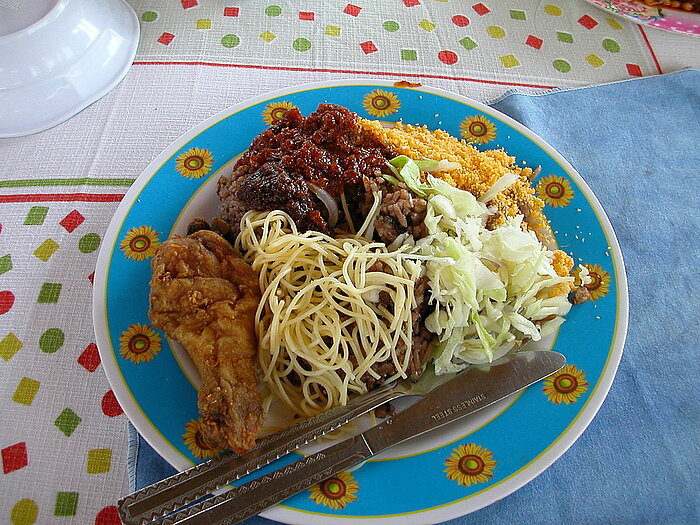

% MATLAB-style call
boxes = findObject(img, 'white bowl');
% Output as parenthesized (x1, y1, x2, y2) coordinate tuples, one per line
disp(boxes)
(0, 0, 139, 138)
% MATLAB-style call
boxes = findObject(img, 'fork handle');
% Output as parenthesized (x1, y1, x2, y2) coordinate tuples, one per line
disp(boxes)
(118, 384, 402, 524)
(164, 435, 373, 525)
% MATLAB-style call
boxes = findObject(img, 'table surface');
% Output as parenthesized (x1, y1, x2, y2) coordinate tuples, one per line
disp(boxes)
(1, 1, 699, 524)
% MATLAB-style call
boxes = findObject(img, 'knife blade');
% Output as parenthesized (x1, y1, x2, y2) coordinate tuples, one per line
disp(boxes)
(160, 350, 565, 525)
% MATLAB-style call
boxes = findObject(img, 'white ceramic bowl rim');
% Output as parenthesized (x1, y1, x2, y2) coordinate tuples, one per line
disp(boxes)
(0, 0, 67, 41)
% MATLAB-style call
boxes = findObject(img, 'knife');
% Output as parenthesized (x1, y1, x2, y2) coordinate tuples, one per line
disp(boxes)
(157, 349, 565, 525)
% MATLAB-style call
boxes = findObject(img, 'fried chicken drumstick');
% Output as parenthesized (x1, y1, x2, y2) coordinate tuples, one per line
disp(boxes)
(149, 229, 264, 454)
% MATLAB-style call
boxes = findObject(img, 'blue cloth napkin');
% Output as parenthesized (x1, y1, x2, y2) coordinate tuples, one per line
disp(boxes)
(128, 69, 700, 524)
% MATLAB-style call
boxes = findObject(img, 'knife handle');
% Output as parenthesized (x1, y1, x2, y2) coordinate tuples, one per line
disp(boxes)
(118, 384, 401, 524)
(159, 435, 373, 525)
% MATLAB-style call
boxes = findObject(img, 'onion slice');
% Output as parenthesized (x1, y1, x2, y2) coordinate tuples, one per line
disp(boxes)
(308, 182, 339, 228)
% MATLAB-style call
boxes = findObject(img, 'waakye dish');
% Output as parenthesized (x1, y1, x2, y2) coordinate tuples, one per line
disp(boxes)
(148, 103, 591, 454)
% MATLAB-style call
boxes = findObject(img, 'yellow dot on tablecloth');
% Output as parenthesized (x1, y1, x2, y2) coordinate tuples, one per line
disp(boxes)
(13, 378, 40, 405)
(419, 19, 436, 31)
(487, 26, 506, 38)
(260, 31, 276, 42)
(499, 54, 520, 68)
(0, 332, 23, 361)
(325, 25, 341, 36)
(11, 499, 38, 525)
(606, 17, 623, 30)
(33, 239, 59, 262)
(86, 448, 112, 474)
(586, 53, 605, 67)
(196, 18, 211, 30)
(544, 4, 562, 16)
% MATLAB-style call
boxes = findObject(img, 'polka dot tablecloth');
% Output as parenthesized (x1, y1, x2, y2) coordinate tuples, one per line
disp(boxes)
(0, 1, 696, 523)
(129, 0, 662, 87)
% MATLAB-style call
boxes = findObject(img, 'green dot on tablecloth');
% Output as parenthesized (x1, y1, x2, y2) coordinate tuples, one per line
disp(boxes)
(401, 49, 417, 61)
(557, 31, 574, 43)
(293, 38, 312, 52)
(459, 37, 478, 51)
(37, 283, 62, 303)
(55, 408, 81, 436)
(39, 328, 64, 353)
(78, 233, 101, 254)
(221, 34, 240, 48)
(487, 26, 506, 39)
(141, 11, 157, 22)
(54, 492, 78, 517)
(0, 254, 12, 275)
(265, 5, 282, 16)
(11, 499, 38, 525)
(553, 59, 571, 72)
(383, 20, 400, 32)
(510, 9, 526, 20)
(24, 206, 48, 226)
(602, 38, 620, 53)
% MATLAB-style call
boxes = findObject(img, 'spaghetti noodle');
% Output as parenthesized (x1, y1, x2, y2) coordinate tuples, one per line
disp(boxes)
(236, 209, 423, 418)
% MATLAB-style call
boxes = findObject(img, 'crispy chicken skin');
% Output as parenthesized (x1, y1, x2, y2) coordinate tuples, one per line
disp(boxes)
(149, 229, 263, 454)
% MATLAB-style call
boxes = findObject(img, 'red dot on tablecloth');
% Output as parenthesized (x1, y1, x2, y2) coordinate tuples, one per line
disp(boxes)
(78, 343, 101, 372)
(452, 15, 470, 27)
(299, 11, 315, 20)
(402, 0, 420, 7)
(343, 4, 361, 16)
(181, 0, 198, 9)
(59, 210, 85, 233)
(578, 15, 598, 29)
(1, 442, 28, 474)
(0, 291, 14, 315)
(101, 390, 123, 417)
(525, 34, 543, 49)
(157, 32, 175, 46)
(438, 50, 458, 65)
(472, 3, 490, 16)
(223, 7, 239, 17)
(88, 271, 95, 284)
(626, 64, 643, 77)
(360, 41, 378, 54)
(95, 506, 120, 525)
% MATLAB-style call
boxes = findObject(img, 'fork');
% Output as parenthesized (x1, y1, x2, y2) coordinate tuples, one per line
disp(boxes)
(118, 365, 458, 524)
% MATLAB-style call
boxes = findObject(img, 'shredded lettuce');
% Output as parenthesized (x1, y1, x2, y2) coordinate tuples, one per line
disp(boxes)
(386, 155, 573, 374)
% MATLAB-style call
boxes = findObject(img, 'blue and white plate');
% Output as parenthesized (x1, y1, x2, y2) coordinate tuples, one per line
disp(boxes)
(93, 80, 628, 524)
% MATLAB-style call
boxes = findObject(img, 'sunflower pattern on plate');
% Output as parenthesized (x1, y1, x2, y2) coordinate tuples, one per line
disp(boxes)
(262, 101, 298, 125)
(118, 324, 162, 364)
(536, 175, 575, 207)
(578, 263, 611, 300)
(120, 225, 161, 261)
(308, 471, 359, 510)
(444, 443, 497, 487)
(362, 89, 401, 118)
(543, 364, 590, 404)
(459, 115, 497, 145)
(174, 147, 214, 179)
(183, 419, 222, 460)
